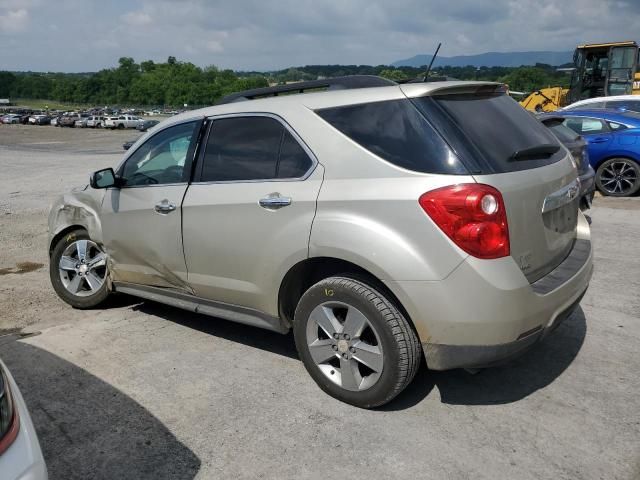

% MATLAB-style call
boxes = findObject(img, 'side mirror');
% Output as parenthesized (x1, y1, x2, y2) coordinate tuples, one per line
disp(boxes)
(90, 168, 120, 189)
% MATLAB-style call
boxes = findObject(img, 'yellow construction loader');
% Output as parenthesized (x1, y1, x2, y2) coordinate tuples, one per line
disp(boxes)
(520, 41, 640, 112)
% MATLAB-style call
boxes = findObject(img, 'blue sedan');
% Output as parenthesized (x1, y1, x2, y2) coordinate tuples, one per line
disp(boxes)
(540, 109, 640, 196)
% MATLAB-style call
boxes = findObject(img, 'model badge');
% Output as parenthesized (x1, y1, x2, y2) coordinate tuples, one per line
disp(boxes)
(519, 252, 533, 271)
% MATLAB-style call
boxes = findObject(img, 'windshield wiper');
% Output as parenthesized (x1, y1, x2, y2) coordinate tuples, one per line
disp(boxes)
(510, 144, 560, 161)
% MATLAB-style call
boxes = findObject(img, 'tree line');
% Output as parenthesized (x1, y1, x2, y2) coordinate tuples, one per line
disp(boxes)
(0, 57, 572, 108)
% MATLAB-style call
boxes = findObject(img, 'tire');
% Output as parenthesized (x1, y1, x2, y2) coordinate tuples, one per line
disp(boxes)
(595, 158, 640, 197)
(50, 229, 110, 309)
(117, 123, 124, 130)
(293, 276, 421, 408)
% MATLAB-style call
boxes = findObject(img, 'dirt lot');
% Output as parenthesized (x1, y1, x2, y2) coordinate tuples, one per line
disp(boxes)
(0, 124, 639, 479)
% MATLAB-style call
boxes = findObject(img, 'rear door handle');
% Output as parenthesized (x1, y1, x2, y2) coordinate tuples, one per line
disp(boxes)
(259, 194, 291, 209)
(590, 137, 609, 143)
(154, 200, 177, 214)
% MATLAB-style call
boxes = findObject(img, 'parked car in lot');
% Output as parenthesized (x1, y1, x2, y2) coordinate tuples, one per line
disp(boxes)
(104, 115, 141, 129)
(48, 78, 593, 408)
(137, 119, 159, 132)
(1, 114, 20, 124)
(74, 114, 90, 128)
(0, 358, 48, 480)
(539, 115, 596, 208)
(28, 114, 51, 125)
(563, 94, 640, 113)
(541, 110, 640, 196)
(86, 115, 105, 128)
(50, 116, 60, 127)
(59, 113, 81, 127)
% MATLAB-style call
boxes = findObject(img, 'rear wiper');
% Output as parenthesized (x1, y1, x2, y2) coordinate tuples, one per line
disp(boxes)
(510, 144, 560, 161)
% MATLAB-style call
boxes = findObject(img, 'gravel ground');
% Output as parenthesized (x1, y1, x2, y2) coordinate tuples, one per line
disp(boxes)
(0, 124, 639, 480)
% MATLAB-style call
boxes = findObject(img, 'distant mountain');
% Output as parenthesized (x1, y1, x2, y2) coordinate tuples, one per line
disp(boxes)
(392, 50, 573, 68)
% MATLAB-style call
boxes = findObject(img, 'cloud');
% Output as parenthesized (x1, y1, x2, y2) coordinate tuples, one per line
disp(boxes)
(0, 7, 28, 32)
(121, 11, 152, 26)
(0, 0, 639, 71)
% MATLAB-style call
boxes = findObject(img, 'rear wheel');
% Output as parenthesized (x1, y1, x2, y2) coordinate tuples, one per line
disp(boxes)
(117, 123, 124, 130)
(596, 158, 640, 197)
(50, 229, 110, 309)
(293, 277, 421, 408)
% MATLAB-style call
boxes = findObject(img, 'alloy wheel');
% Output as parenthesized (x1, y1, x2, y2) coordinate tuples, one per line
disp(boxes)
(58, 239, 107, 297)
(306, 301, 384, 391)
(599, 160, 638, 195)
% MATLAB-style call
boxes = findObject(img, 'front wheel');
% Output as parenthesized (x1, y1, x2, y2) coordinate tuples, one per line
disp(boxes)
(596, 158, 640, 197)
(50, 229, 110, 309)
(293, 277, 422, 408)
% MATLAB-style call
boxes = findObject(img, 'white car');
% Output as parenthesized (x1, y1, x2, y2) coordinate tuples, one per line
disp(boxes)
(0, 359, 47, 480)
(104, 115, 141, 130)
(563, 94, 640, 113)
(86, 116, 106, 128)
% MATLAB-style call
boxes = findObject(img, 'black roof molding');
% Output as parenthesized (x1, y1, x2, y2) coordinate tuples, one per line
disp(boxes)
(216, 75, 397, 105)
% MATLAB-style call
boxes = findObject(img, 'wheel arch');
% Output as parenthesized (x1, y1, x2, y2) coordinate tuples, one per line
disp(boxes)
(593, 152, 640, 170)
(278, 257, 416, 334)
(49, 225, 87, 257)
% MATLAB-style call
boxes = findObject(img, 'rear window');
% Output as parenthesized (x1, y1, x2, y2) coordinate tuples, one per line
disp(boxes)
(413, 93, 564, 174)
(316, 99, 467, 174)
(542, 119, 580, 143)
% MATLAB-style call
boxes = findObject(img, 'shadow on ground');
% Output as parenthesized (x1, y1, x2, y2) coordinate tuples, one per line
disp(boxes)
(0, 339, 201, 480)
(132, 300, 587, 410)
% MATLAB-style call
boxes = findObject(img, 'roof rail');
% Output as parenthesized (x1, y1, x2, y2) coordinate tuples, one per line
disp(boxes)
(216, 75, 397, 105)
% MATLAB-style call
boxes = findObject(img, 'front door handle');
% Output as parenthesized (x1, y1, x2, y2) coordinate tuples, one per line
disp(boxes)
(154, 200, 177, 214)
(590, 137, 609, 143)
(259, 194, 292, 209)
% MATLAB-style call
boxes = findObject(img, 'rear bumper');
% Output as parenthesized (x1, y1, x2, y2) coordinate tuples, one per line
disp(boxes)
(422, 288, 586, 370)
(386, 211, 593, 371)
(579, 167, 596, 210)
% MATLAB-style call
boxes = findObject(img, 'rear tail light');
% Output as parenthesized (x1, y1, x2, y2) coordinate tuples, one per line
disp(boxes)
(419, 184, 510, 259)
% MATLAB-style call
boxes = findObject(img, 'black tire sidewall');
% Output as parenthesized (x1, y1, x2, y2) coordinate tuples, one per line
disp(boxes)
(49, 229, 110, 309)
(293, 278, 407, 408)
(596, 158, 640, 197)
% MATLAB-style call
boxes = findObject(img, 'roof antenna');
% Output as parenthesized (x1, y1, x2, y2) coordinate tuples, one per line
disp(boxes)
(423, 42, 442, 82)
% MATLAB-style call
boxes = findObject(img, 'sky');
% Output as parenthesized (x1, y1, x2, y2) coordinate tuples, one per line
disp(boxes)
(1, 0, 640, 72)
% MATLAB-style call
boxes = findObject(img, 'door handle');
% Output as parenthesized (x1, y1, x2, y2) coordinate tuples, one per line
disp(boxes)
(591, 137, 609, 143)
(154, 200, 177, 214)
(259, 194, 291, 209)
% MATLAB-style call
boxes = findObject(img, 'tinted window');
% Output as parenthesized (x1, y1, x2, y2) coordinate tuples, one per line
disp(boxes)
(543, 119, 580, 143)
(606, 100, 640, 113)
(413, 92, 562, 174)
(317, 100, 466, 174)
(121, 121, 199, 186)
(201, 117, 313, 182)
(608, 121, 627, 131)
(564, 117, 608, 135)
(277, 131, 313, 178)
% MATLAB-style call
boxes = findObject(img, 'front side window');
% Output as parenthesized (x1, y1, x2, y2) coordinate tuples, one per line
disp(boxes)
(121, 121, 199, 186)
(200, 116, 313, 182)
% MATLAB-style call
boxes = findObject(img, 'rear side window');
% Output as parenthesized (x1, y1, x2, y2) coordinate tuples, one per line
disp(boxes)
(413, 93, 563, 174)
(564, 117, 608, 135)
(543, 119, 580, 142)
(316, 100, 467, 174)
(606, 100, 640, 113)
(200, 116, 313, 182)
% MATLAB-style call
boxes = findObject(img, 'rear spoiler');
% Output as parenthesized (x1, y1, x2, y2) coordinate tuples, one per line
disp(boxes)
(400, 81, 506, 99)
